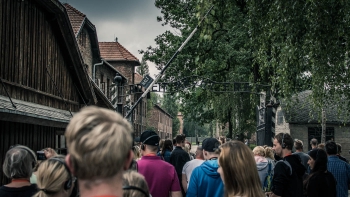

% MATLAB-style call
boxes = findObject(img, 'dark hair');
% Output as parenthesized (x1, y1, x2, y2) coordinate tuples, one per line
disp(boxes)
(173, 138, 176, 146)
(304, 149, 328, 192)
(310, 138, 318, 146)
(161, 140, 173, 156)
(274, 133, 293, 150)
(325, 141, 337, 155)
(176, 135, 185, 144)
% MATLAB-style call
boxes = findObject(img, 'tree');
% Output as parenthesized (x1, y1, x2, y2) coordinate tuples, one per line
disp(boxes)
(162, 94, 181, 137)
(136, 57, 150, 77)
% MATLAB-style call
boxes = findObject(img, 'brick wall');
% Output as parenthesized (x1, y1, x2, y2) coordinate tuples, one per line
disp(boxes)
(147, 106, 173, 139)
(77, 28, 93, 77)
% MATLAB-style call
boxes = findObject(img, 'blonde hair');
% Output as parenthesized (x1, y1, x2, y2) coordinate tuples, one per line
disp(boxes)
(252, 146, 265, 157)
(123, 170, 150, 197)
(219, 141, 265, 197)
(184, 143, 191, 154)
(133, 146, 141, 160)
(65, 106, 133, 179)
(33, 156, 71, 197)
(264, 146, 275, 160)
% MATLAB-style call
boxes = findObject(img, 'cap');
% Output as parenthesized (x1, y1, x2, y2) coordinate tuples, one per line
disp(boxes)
(202, 138, 220, 152)
(140, 130, 160, 146)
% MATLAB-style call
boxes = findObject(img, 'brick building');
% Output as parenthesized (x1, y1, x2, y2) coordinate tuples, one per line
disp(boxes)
(275, 90, 350, 161)
(177, 112, 183, 134)
(147, 104, 173, 139)
(99, 41, 147, 136)
(65, 4, 128, 112)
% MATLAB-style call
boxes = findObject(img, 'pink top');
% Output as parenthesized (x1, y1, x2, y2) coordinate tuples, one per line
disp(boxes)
(138, 156, 181, 197)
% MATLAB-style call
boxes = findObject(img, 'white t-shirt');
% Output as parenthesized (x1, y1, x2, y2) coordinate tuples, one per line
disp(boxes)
(182, 159, 205, 187)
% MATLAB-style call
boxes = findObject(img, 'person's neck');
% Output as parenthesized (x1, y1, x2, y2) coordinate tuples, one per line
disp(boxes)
(78, 173, 123, 197)
(195, 157, 204, 160)
(295, 149, 303, 153)
(142, 150, 157, 156)
(6, 178, 31, 187)
(282, 150, 292, 158)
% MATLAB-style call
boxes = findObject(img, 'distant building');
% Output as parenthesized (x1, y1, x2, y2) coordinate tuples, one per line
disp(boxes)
(147, 104, 173, 139)
(275, 90, 350, 161)
(99, 41, 146, 136)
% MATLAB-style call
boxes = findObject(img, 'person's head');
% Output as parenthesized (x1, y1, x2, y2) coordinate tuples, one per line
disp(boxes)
(336, 143, 342, 154)
(307, 148, 328, 173)
(122, 170, 150, 197)
(218, 141, 264, 197)
(273, 133, 293, 157)
(162, 139, 173, 151)
(318, 143, 325, 150)
(202, 138, 221, 159)
(252, 146, 265, 157)
(264, 146, 275, 160)
(325, 141, 338, 155)
(310, 138, 318, 148)
(65, 106, 133, 180)
(186, 141, 192, 150)
(132, 146, 141, 160)
(195, 146, 204, 160)
(33, 156, 76, 197)
(158, 139, 165, 150)
(219, 136, 226, 144)
(294, 139, 304, 151)
(3, 145, 37, 179)
(140, 130, 160, 154)
(184, 143, 191, 154)
(175, 134, 185, 147)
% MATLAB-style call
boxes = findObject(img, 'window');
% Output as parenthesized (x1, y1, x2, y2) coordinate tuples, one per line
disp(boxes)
(308, 127, 334, 150)
(277, 110, 284, 125)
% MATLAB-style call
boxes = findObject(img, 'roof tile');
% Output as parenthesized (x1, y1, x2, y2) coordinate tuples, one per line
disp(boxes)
(63, 3, 86, 36)
(99, 42, 140, 63)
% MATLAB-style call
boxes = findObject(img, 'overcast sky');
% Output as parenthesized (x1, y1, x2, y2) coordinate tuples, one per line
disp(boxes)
(63, 0, 170, 77)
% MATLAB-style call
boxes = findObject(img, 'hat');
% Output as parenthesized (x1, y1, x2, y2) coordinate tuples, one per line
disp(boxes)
(202, 138, 220, 152)
(308, 149, 318, 160)
(140, 130, 160, 146)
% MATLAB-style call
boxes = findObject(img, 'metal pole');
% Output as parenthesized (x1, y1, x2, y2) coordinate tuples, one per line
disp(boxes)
(125, 6, 214, 119)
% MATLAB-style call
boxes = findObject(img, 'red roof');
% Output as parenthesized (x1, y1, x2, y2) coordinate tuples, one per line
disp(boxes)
(134, 73, 143, 84)
(99, 42, 140, 63)
(63, 3, 86, 36)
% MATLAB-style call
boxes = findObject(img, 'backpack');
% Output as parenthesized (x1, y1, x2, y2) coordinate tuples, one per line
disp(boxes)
(263, 159, 293, 192)
(263, 160, 274, 192)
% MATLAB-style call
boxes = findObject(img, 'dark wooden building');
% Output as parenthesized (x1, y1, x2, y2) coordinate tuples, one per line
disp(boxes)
(0, 0, 96, 184)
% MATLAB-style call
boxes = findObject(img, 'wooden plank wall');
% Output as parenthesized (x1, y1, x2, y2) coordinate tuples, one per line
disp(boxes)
(0, 0, 80, 112)
(0, 120, 57, 185)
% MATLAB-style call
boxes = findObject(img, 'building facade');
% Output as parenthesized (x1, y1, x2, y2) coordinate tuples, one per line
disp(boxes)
(147, 104, 173, 139)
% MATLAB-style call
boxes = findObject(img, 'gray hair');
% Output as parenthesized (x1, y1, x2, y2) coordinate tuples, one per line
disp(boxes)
(3, 145, 36, 179)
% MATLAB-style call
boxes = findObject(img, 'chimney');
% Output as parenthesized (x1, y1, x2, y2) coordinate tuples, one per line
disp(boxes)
(115, 37, 118, 42)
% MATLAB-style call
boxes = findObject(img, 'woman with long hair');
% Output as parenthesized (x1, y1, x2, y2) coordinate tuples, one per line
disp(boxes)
(303, 149, 336, 197)
(33, 155, 76, 197)
(157, 139, 172, 162)
(218, 141, 265, 197)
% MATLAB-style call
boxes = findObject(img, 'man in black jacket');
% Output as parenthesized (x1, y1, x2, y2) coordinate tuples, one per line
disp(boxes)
(170, 134, 190, 196)
(266, 133, 306, 197)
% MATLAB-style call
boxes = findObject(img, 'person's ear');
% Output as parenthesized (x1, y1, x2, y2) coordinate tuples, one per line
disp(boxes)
(65, 154, 75, 175)
(124, 150, 134, 170)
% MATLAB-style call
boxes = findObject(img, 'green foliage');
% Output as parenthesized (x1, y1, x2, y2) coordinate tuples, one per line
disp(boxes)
(142, 0, 350, 139)
(136, 57, 150, 77)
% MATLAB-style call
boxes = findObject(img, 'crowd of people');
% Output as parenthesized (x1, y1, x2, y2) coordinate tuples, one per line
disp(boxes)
(1, 106, 350, 197)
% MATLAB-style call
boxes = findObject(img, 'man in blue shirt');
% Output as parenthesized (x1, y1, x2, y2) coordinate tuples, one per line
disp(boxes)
(326, 141, 350, 197)
(186, 138, 224, 197)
